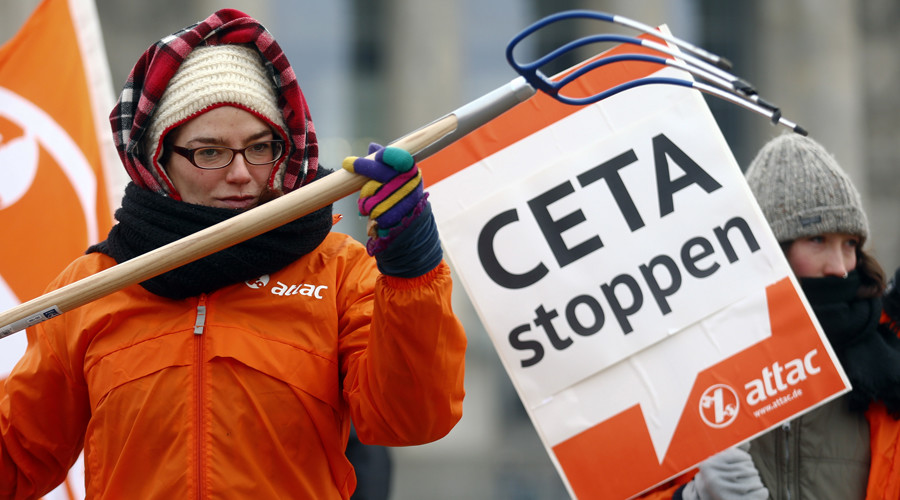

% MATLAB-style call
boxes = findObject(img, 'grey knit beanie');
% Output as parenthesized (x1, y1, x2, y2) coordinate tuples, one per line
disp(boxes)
(745, 133, 868, 244)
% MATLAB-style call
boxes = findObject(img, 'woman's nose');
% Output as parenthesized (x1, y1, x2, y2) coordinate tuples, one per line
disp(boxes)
(822, 246, 851, 278)
(225, 154, 253, 183)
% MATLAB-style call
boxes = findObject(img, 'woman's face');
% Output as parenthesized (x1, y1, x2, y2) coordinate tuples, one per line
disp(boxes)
(165, 106, 277, 209)
(785, 232, 859, 278)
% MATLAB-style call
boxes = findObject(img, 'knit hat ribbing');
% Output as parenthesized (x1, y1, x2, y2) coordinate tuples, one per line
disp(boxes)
(745, 133, 868, 243)
(145, 44, 287, 193)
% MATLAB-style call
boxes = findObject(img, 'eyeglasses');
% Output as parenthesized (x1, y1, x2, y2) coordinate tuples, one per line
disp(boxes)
(170, 140, 286, 170)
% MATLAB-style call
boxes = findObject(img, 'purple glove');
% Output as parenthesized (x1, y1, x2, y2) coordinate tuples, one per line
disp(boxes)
(342, 143, 442, 277)
(342, 143, 424, 234)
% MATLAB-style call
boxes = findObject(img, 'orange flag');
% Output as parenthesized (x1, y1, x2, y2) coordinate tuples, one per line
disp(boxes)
(0, 0, 118, 308)
(0, 0, 119, 498)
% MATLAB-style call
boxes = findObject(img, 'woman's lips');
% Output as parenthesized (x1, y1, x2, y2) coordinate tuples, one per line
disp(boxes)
(218, 195, 257, 209)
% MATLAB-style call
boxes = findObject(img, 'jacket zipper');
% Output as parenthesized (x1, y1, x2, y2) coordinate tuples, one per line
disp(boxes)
(194, 296, 208, 499)
(781, 421, 792, 500)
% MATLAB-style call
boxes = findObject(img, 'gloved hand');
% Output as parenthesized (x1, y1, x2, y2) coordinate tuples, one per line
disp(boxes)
(342, 143, 442, 278)
(679, 444, 768, 500)
(884, 267, 900, 328)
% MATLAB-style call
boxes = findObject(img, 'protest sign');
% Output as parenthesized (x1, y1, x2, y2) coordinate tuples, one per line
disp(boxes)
(422, 37, 849, 499)
(0, 0, 118, 497)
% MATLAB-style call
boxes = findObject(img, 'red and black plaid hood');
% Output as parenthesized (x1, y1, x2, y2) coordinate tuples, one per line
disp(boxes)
(109, 9, 318, 195)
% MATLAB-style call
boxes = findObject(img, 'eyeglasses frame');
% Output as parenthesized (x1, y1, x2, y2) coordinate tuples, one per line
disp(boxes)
(169, 139, 287, 170)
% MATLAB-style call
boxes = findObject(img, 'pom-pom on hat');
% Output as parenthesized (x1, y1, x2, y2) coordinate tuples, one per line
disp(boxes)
(144, 44, 288, 194)
(745, 133, 869, 244)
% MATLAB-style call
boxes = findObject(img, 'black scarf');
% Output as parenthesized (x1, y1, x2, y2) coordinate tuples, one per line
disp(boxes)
(800, 271, 900, 417)
(88, 179, 333, 300)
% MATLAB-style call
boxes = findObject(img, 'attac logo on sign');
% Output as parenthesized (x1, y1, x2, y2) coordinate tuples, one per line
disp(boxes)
(422, 35, 849, 499)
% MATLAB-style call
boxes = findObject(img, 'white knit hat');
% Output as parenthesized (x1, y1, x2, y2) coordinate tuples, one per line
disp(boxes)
(145, 44, 287, 192)
(745, 133, 869, 244)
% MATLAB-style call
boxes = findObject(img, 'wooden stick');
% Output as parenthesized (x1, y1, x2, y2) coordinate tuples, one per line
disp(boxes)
(0, 115, 458, 338)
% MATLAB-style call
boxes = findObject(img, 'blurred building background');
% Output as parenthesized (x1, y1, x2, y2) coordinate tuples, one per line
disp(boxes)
(2, 1, 899, 498)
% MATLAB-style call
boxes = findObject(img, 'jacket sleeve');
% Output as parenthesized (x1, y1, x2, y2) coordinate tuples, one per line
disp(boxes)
(0, 320, 90, 498)
(635, 470, 696, 500)
(340, 259, 466, 447)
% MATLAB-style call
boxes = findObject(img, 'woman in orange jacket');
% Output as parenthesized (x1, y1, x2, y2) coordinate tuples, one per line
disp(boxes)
(643, 134, 900, 499)
(0, 9, 466, 499)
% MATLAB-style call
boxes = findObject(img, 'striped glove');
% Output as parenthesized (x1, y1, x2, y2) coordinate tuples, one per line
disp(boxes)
(342, 143, 442, 277)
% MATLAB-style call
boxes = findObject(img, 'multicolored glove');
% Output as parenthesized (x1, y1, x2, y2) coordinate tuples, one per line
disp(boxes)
(678, 444, 768, 500)
(342, 143, 442, 277)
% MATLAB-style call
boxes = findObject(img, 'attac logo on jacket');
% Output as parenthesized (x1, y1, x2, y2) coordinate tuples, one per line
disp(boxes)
(245, 275, 270, 289)
(245, 274, 329, 299)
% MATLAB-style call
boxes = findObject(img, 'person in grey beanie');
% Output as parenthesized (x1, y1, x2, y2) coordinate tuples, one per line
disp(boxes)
(640, 133, 900, 500)
(746, 133, 870, 246)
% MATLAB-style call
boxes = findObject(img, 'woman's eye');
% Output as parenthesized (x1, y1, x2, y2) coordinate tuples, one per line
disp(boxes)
(197, 148, 223, 158)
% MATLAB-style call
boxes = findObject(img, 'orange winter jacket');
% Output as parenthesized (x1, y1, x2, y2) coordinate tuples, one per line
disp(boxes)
(0, 232, 467, 499)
